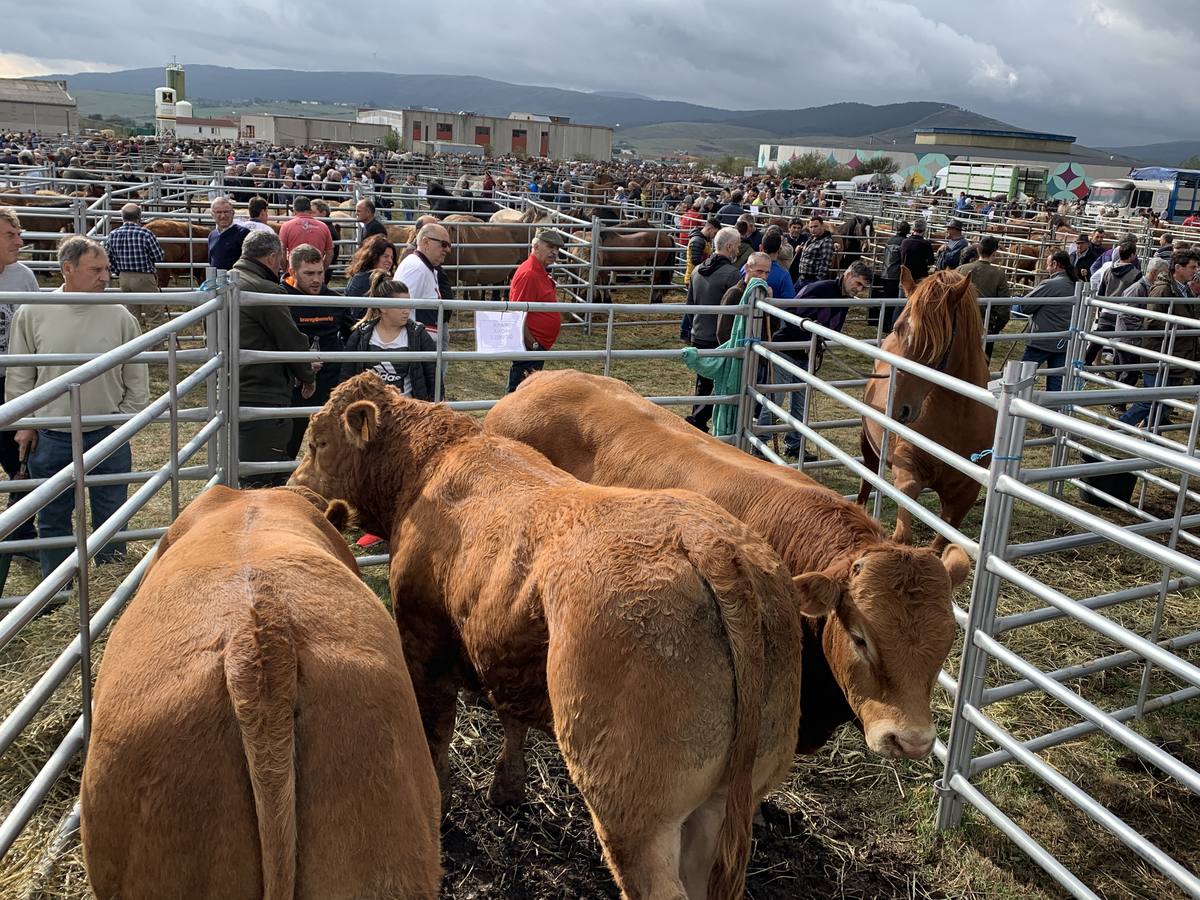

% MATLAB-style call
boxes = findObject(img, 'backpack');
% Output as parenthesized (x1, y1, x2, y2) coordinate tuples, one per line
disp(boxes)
(937, 237, 968, 270)
(882, 239, 903, 279)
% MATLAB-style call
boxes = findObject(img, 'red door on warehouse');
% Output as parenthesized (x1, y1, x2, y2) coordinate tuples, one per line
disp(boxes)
(540, 132, 549, 156)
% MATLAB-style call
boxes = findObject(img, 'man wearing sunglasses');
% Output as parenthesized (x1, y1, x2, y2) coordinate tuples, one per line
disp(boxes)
(395, 222, 453, 397)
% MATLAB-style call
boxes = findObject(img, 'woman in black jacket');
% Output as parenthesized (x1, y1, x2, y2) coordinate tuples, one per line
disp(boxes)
(339, 271, 438, 401)
(344, 234, 397, 297)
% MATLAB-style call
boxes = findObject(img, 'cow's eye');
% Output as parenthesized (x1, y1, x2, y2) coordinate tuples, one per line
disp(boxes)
(850, 632, 868, 650)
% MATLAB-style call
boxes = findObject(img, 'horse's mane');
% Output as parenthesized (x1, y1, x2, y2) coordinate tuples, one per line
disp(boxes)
(900, 270, 985, 367)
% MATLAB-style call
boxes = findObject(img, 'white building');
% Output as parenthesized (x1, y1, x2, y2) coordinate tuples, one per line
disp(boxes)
(175, 116, 239, 141)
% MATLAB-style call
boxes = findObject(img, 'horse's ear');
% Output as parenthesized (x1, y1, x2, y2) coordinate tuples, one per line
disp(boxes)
(952, 271, 973, 301)
(899, 266, 916, 297)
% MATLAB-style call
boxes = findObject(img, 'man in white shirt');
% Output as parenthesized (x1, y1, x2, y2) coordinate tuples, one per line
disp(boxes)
(237, 196, 275, 234)
(395, 222, 452, 392)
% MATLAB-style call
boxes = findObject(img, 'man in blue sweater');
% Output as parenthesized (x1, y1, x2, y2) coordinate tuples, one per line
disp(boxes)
(756, 260, 873, 461)
(207, 197, 249, 272)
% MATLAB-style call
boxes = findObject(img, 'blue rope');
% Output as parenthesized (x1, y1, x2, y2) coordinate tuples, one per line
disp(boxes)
(970, 448, 1022, 463)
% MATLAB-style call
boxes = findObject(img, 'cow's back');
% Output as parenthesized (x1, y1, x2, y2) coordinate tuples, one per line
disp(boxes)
(489, 369, 888, 572)
(82, 496, 440, 900)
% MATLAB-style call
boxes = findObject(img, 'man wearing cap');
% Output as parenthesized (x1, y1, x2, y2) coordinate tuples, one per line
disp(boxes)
(507, 230, 565, 394)
(1070, 233, 1102, 282)
(936, 220, 969, 270)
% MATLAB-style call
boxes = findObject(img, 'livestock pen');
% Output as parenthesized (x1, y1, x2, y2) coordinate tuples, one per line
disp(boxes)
(0, 273, 1196, 898)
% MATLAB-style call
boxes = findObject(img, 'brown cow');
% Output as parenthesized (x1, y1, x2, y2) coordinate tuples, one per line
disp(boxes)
(291, 373, 814, 900)
(486, 369, 970, 759)
(144, 218, 209, 287)
(80, 486, 441, 900)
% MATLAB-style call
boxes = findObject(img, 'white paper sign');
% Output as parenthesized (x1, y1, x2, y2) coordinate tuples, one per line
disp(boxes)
(475, 310, 526, 353)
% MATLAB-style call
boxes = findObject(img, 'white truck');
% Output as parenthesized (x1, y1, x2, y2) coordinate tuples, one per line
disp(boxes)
(1085, 168, 1200, 222)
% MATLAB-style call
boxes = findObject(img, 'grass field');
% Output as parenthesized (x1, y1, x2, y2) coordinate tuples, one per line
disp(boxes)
(1, 286, 1198, 899)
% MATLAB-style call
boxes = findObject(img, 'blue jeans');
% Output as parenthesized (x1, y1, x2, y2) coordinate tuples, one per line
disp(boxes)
(757, 354, 809, 453)
(27, 427, 131, 579)
(1120, 372, 1172, 428)
(1020, 346, 1067, 392)
(507, 359, 544, 394)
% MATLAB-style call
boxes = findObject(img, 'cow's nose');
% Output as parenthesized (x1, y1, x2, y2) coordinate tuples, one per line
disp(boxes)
(884, 729, 935, 759)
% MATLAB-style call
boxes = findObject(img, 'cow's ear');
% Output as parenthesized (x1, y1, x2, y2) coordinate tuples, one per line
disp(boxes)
(325, 499, 355, 532)
(899, 265, 916, 297)
(793, 572, 842, 619)
(940, 544, 972, 588)
(277, 484, 328, 512)
(342, 400, 379, 449)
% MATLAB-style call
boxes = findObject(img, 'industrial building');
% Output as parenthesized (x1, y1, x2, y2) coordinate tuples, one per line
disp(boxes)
(758, 126, 1138, 201)
(239, 113, 392, 147)
(357, 108, 613, 161)
(0, 79, 78, 135)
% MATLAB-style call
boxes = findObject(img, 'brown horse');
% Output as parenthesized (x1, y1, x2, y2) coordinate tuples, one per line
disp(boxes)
(832, 213, 874, 273)
(857, 268, 994, 548)
(596, 217, 677, 303)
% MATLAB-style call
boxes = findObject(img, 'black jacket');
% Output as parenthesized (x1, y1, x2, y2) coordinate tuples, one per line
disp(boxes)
(361, 218, 387, 242)
(284, 282, 355, 350)
(344, 270, 373, 297)
(900, 235, 936, 280)
(233, 258, 315, 406)
(338, 318, 437, 401)
(681, 254, 741, 345)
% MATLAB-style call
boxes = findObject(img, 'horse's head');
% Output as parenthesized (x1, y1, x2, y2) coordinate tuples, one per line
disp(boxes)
(876, 268, 982, 424)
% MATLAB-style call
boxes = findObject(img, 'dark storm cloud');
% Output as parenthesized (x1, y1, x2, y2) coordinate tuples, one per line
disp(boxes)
(0, 0, 1192, 145)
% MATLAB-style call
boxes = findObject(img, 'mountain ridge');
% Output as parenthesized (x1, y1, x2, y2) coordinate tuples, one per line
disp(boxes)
(38, 64, 1012, 139)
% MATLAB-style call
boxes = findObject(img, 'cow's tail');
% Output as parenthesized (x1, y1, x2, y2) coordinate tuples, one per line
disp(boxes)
(224, 579, 298, 900)
(681, 529, 765, 900)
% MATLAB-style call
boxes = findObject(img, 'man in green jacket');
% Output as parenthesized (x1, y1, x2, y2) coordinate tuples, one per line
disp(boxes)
(232, 230, 316, 487)
(957, 235, 1011, 360)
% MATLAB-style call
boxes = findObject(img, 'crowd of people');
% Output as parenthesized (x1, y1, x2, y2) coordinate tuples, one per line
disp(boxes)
(3, 130, 1200, 572)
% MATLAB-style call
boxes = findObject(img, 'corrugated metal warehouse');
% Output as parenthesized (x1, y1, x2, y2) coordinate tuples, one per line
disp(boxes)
(0, 79, 79, 134)
(357, 108, 613, 161)
(238, 113, 393, 146)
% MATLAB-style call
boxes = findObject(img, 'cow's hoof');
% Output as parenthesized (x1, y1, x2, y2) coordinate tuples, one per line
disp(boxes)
(487, 778, 525, 807)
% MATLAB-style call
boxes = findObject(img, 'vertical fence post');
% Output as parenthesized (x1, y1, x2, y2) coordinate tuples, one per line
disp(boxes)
(167, 332, 180, 519)
(208, 269, 225, 485)
(68, 385, 93, 755)
(71, 198, 86, 236)
(433, 303, 445, 403)
(936, 359, 1036, 830)
(1049, 281, 1088, 496)
(226, 272, 241, 489)
(733, 289, 764, 452)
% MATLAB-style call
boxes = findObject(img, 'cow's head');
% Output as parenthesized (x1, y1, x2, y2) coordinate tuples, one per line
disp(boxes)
(794, 543, 968, 759)
(290, 372, 393, 533)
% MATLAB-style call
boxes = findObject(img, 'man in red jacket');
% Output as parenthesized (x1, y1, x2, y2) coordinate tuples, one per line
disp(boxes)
(507, 229, 566, 393)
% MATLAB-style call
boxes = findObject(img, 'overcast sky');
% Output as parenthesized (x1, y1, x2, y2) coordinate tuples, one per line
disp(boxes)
(0, 0, 1191, 147)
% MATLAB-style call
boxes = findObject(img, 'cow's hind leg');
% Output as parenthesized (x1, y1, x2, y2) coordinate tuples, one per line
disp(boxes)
(593, 817, 688, 900)
(679, 790, 728, 900)
(487, 712, 528, 806)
